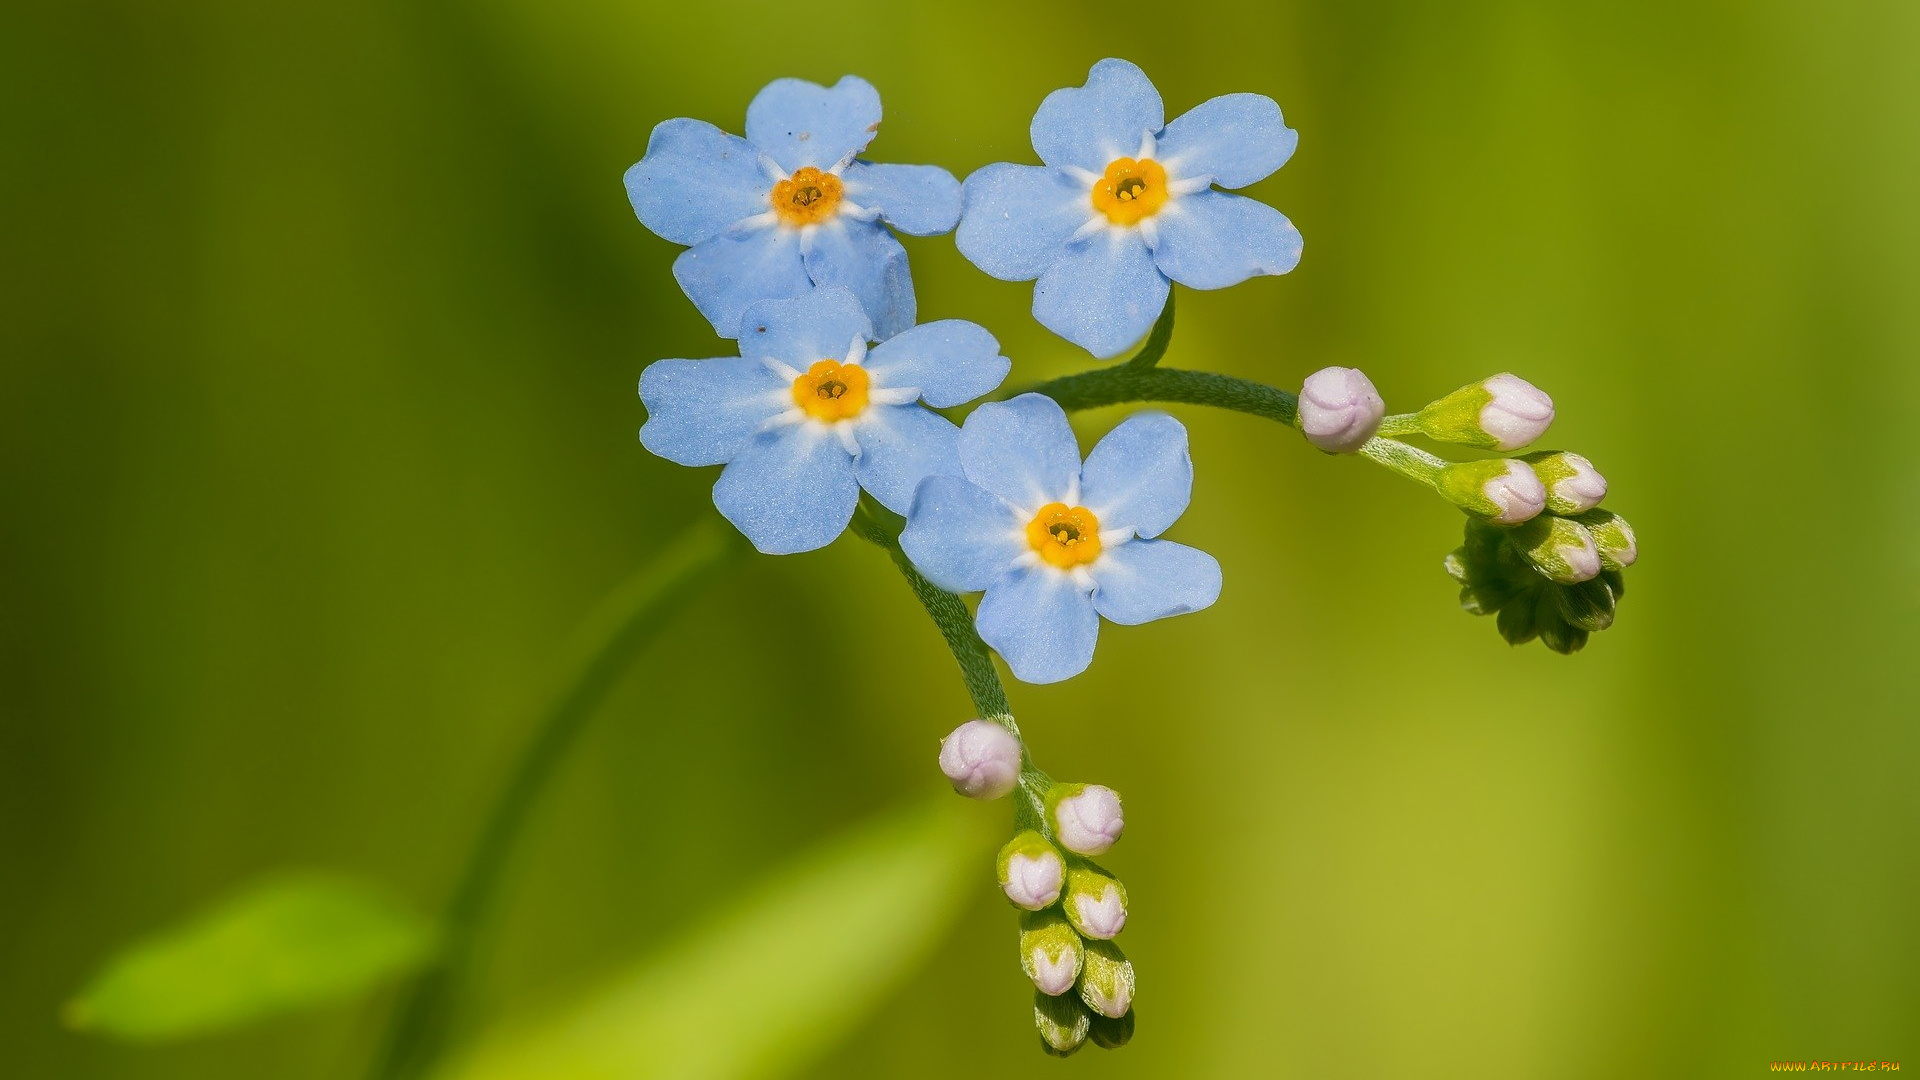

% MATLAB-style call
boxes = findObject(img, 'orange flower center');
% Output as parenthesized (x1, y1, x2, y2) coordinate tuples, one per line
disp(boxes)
(1089, 157, 1168, 226)
(770, 166, 844, 227)
(1026, 503, 1103, 569)
(790, 359, 870, 422)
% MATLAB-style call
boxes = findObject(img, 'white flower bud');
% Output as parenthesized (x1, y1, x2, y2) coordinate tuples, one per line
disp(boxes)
(937, 719, 1021, 800)
(1512, 516, 1602, 583)
(1298, 366, 1385, 453)
(1437, 459, 1547, 525)
(1418, 373, 1555, 451)
(1047, 783, 1123, 857)
(1524, 450, 1608, 515)
(1018, 910, 1084, 996)
(1076, 939, 1136, 1019)
(997, 832, 1065, 910)
(1063, 867, 1128, 940)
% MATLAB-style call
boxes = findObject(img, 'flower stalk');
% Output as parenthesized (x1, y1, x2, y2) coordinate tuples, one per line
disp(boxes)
(366, 521, 744, 1080)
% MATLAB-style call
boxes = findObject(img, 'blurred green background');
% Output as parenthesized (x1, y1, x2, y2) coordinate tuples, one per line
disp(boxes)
(4, 0, 1917, 1076)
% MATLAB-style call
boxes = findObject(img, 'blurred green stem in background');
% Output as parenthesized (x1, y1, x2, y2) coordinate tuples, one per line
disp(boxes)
(368, 521, 745, 1080)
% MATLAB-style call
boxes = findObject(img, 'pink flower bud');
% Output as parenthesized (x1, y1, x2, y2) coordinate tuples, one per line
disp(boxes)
(1298, 366, 1385, 453)
(997, 832, 1066, 910)
(1047, 784, 1124, 857)
(1063, 868, 1128, 940)
(1476, 374, 1556, 451)
(937, 719, 1021, 800)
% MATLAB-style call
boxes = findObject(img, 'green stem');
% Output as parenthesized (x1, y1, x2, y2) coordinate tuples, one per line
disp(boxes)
(1025, 364, 1299, 426)
(851, 499, 1052, 834)
(367, 520, 743, 1080)
(1024, 363, 1443, 491)
(1358, 437, 1448, 486)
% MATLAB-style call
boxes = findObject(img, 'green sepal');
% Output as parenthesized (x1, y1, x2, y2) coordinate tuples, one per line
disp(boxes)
(1089, 1008, 1137, 1050)
(1416, 380, 1502, 449)
(1575, 508, 1638, 571)
(1553, 575, 1619, 633)
(1509, 515, 1601, 584)
(1033, 989, 1091, 1054)
(1436, 458, 1538, 521)
(1521, 450, 1605, 515)
(1076, 939, 1136, 1020)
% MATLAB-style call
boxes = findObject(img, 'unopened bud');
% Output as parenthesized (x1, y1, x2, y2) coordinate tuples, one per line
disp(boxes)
(997, 831, 1065, 910)
(938, 719, 1022, 800)
(1576, 509, 1637, 570)
(1418, 373, 1555, 451)
(1019, 910, 1085, 996)
(1298, 366, 1385, 453)
(1553, 575, 1618, 633)
(1089, 1009, 1136, 1050)
(1523, 450, 1608, 514)
(1033, 990, 1091, 1056)
(1047, 783, 1124, 856)
(1511, 515, 1601, 583)
(1077, 939, 1136, 1019)
(1437, 459, 1546, 525)
(1062, 866, 1128, 940)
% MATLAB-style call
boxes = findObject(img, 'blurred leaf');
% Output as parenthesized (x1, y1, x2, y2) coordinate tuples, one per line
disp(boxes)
(439, 796, 982, 1080)
(66, 872, 437, 1042)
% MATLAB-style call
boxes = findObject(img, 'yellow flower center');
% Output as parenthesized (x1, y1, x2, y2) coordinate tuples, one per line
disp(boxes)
(1026, 503, 1103, 569)
(1090, 157, 1168, 226)
(790, 359, 870, 422)
(770, 166, 844, 227)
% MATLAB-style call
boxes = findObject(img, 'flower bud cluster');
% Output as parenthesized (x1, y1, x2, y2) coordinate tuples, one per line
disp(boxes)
(1445, 508, 1637, 653)
(1378, 372, 1639, 651)
(990, 780, 1136, 1056)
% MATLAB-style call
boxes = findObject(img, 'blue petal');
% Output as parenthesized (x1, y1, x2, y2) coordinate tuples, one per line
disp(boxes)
(852, 404, 961, 514)
(1155, 94, 1298, 190)
(1032, 232, 1169, 359)
(802, 219, 915, 340)
(863, 320, 1010, 408)
(1150, 191, 1303, 290)
(624, 118, 773, 247)
(745, 75, 883, 173)
(955, 163, 1090, 282)
(1089, 538, 1222, 625)
(901, 475, 1026, 593)
(1030, 58, 1164, 173)
(711, 424, 859, 554)
(737, 287, 872, 369)
(957, 394, 1082, 510)
(842, 162, 960, 236)
(1079, 411, 1192, 538)
(976, 566, 1100, 684)
(638, 357, 789, 467)
(673, 227, 813, 339)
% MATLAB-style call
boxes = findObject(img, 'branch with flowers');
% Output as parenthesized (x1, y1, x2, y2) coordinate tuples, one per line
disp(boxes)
(59, 57, 1642, 1077)
(613, 57, 1640, 1056)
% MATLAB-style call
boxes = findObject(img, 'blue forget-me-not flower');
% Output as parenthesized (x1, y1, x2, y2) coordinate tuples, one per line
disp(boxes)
(627, 76, 961, 341)
(901, 393, 1222, 683)
(640, 286, 1009, 555)
(956, 58, 1303, 358)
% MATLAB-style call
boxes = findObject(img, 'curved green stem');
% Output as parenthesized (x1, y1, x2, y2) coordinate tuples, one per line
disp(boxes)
(1024, 364, 1299, 426)
(851, 499, 1052, 834)
(367, 520, 744, 1080)
(1024, 362, 1443, 492)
